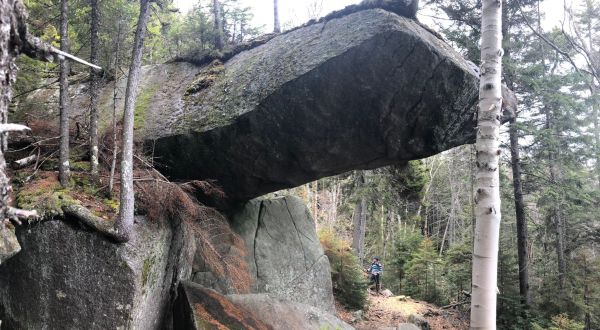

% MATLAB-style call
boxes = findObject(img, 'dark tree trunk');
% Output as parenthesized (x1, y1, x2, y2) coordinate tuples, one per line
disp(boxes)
(351, 173, 367, 264)
(545, 107, 567, 290)
(89, 0, 99, 175)
(212, 0, 224, 50)
(274, 0, 281, 33)
(59, 0, 70, 186)
(509, 117, 531, 308)
(115, 0, 152, 242)
(502, 3, 531, 309)
(592, 88, 600, 185)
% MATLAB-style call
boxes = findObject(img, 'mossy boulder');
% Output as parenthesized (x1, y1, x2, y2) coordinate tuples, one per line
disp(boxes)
(0, 214, 196, 329)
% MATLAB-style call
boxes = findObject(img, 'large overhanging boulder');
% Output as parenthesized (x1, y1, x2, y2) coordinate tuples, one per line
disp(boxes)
(150, 8, 479, 203)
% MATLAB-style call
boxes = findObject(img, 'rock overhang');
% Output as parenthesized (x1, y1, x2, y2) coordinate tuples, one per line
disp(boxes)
(147, 9, 480, 203)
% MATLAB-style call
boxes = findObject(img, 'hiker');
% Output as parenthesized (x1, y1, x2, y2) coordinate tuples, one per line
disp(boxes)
(367, 256, 383, 293)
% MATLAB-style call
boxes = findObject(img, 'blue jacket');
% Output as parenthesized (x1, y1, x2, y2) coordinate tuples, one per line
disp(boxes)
(368, 262, 383, 275)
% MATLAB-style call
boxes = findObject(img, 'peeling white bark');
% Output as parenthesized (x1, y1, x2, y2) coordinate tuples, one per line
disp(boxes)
(470, 0, 503, 328)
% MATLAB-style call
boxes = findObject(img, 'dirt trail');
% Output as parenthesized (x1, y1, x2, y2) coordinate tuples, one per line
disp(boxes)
(337, 293, 469, 330)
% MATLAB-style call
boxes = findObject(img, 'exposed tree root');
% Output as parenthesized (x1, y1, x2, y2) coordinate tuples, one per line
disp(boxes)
(61, 204, 128, 243)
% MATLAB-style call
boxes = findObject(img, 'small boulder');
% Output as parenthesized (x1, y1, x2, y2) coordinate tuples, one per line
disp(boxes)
(381, 288, 394, 297)
(397, 295, 410, 301)
(398, 323, 421, 330)
(350, 309, 364, 323)
(408, 313, 430, 330)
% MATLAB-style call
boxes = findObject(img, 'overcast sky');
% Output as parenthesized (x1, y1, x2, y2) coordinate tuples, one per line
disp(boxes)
(173, 0, 578, 33)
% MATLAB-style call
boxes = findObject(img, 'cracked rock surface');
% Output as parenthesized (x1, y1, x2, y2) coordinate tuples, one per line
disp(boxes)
(227, 196, 335, 314)
(150, 8, 479, 203)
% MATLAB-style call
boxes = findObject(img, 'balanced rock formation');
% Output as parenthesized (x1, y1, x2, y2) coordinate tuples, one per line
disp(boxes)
(150, 8, 479, 202)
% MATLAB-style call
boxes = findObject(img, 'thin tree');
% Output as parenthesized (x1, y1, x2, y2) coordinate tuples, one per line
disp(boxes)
(59, 0, 70, 186)
(213, 0, 224, 50)
(351, 173, 367, 264)
(63, 0, 153, 243)
(273, 0, 281, 33)
(509, 115, 530, 307)
(470, 0, 503, 327)
(89, 0, 99, 175)
(108, 13, 124, 199)
(502, 2, 531, 310)
(114, 0, 153, 241)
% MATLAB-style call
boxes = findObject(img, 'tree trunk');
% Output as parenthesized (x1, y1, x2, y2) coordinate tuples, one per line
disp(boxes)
(58, 0, 70, 187)
(89, 0, 99, 175)
(273, 0, 281, 33)
(108, 13, 123, 199)
(213, 0, 224, 50)
(470, 0, 503, 327)
(509, 118, 531, 308)
(544, 107, 567, 291)
(352, 197, 367, 264)
(592, 87, 600, 185)
(114, 0, 152, 242)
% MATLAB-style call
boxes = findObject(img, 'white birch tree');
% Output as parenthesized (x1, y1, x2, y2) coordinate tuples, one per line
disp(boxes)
(470, 0, 503, 327)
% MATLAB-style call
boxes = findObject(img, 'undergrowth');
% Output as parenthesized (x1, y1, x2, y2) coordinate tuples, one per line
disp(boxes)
(319, 229, 368, 310)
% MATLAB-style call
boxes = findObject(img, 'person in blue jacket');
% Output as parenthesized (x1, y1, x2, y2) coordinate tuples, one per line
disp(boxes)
(367, 256, 383, 293)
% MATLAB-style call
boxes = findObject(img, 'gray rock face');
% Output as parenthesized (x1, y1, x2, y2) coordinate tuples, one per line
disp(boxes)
(150, 9, 479, 202)
(0, 216, 195, 330)
(226, 196, 336, 314)
(227, 294, 354, 330)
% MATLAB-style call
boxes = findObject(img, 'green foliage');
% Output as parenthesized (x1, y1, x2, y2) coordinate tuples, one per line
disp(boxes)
(531, 314, 586, 330)
(401, 238, 443, 304)
(385, 230, 422, 293)
(319, 230, 367, 310)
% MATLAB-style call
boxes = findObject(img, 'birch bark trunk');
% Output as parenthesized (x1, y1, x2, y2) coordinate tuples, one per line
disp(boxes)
(213, 0, 224, 50)
(274, 0, 281, 33)
(58, 0, 70, 186)
(470, 0, 503, 327)
(89, 0, 99, 175)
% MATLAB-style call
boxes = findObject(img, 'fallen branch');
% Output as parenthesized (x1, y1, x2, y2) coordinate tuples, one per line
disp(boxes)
(441, 300, 470, 309)
(51, 47, 102, 71)
(11, 154, 36, 169)
(23, 34, 102, 71)
(0, 124, 31, 134)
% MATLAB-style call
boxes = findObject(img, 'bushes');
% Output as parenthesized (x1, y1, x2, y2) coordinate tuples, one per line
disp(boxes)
(319, 230, 367, 310)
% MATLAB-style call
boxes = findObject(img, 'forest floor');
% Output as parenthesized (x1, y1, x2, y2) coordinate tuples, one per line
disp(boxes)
(337, 292, 469, 330)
